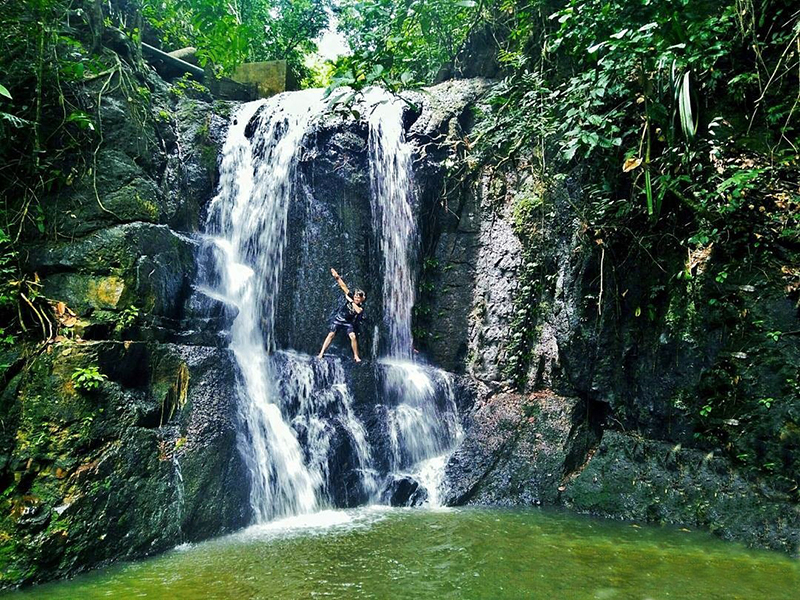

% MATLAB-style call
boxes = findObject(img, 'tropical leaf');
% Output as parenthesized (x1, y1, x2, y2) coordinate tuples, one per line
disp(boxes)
(678, 71, 696, 141)
(623, 157, 642, 172)
(66, 111, 95, 131)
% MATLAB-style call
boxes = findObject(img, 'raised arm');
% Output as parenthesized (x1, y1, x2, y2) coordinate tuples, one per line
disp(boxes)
(330, 268, 363, 313)
(330, 268, 351, 297)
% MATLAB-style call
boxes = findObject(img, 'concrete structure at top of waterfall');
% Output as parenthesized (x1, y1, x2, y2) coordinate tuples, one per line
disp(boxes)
(318, 268, 367, 362)
(231, 61, 289, 98)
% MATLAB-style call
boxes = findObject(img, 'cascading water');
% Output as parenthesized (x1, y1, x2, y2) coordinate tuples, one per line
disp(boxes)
(365, 90, 462, 503)
(272, 351, 379, 501)
(200, 87, 463, 523)
(382, 361, 462, 505)
(366, 89, 417, 359)
(203, 93, 324, 521)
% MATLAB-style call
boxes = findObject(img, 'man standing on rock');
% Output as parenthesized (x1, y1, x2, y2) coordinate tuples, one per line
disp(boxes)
(317, 268, 366, 362)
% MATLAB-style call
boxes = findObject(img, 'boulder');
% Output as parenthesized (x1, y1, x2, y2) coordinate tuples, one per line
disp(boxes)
(382, 475, 428, 507)
(0, 342, 249, 586)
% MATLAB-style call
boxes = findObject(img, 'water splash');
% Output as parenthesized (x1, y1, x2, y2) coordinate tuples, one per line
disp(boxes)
(382, 360, 462, 503)
(273, 351, 379, 501)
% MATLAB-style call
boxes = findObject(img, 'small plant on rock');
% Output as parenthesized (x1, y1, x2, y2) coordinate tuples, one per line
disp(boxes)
(115, 305, 140, 333)
(71, 366, 107, 391)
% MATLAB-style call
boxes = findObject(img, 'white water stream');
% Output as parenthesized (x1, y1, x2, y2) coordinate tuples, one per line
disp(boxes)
(204, 93, 323, 521)
(365, 92, 462, 498)
(366, 89, 417, 359)
(201, 88, 461, 522)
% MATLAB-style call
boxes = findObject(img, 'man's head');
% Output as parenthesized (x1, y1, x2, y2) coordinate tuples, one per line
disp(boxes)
(353, 289, 366, 305)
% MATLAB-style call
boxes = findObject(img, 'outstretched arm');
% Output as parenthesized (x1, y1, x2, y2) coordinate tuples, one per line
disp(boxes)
(331, 268, 351, 296)
(330, 268, 363, 313)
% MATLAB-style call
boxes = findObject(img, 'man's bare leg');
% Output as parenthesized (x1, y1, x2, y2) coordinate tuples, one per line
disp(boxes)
(318, 331, 336, 358)
(348, 332, 361, 362)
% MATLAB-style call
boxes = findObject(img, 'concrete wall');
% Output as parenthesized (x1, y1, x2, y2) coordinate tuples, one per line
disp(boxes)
(231, 60, 288, 98)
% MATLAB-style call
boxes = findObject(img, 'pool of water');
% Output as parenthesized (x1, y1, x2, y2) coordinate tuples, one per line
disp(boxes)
(8, 507, 799, 599)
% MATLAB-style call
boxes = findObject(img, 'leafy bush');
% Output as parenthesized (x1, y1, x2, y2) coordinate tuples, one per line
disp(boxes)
(115, 305, 140, 332)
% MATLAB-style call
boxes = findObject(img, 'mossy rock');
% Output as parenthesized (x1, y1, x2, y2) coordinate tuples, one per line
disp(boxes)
(27, 223, 195, 324)
(0, 342, 248, 589)
(41, 274, 126, 315)
(562, 431, 800, 554)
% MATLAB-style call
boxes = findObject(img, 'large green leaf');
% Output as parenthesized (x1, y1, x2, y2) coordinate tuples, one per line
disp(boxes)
(678, 71, 696, 142)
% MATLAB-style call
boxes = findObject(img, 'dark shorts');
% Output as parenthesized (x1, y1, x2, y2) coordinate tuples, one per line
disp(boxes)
(330, 319, 356, 336)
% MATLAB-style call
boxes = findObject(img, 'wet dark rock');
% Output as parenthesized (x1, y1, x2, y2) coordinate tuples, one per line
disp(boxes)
(45, 150, 159, 238)
(25, 223, 196, 335)
(325, 425, 371, 508)
(443, 391, 595, 507)
(166, 98, 230, 231)
(382, 475, 428, 507)
(278, 120, 376, 356)
(0, 342, 249, 586)
(407, 79, 493, 140)
(268, 80, 493, 359)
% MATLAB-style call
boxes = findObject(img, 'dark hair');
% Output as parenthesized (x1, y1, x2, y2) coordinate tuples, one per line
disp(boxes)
(354, 289, 366, 300)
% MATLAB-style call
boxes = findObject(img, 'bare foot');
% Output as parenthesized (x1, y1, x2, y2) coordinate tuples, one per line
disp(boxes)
(317, 353, 324, 359)
(354, 357, 362, 363)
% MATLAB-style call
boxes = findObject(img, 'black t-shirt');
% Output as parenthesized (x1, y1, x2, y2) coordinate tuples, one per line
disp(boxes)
(335, 300, 364, 327)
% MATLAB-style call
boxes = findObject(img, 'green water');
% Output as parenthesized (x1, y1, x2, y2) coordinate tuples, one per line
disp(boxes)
(8, 507, 799, 599)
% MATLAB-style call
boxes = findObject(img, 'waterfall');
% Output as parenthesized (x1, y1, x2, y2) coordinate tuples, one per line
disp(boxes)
(200, 87, 463, 522)
(203, 94, 324, 521)
(365, 89, 462, 503)
(383, 360, 462, 505)
(366, 89, 417, 359)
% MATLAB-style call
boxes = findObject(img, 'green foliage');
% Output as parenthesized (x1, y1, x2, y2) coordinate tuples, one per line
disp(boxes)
(503, 184, 547, 387)
(141, 0, 331, 80)
(1, 1, 90, 222)
(71, 366, 107, 392)
(328, 0, 483, 91)
(115, 305, 140, 332)
(1, 2, 100, 341)
(0, 227, 18, 310)
(511, 192, 544, 240)
(464, 0, 799, 243)
(170, 73, 211, 99)
(142, 0, 248, 72)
